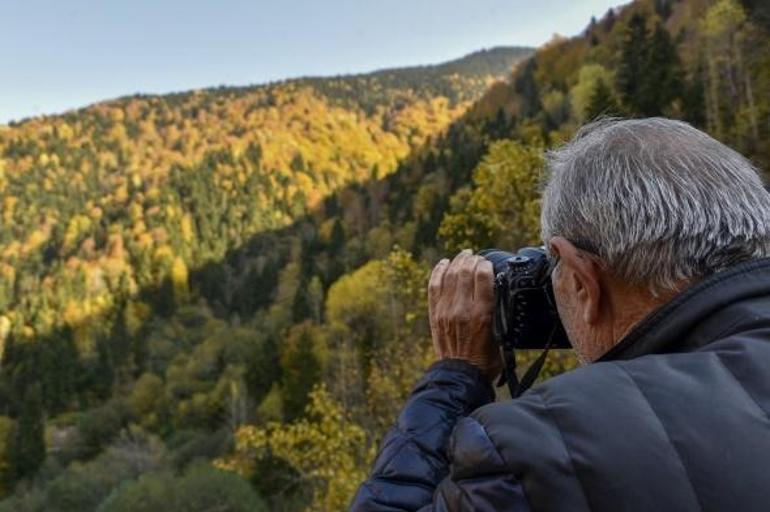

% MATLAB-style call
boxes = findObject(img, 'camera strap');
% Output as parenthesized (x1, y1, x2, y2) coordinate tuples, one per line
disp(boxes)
(515, 337, 553, 397)
(499, 329, 556, 398)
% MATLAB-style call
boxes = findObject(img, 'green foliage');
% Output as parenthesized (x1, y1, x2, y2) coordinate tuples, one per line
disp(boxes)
(585, 77, 621, 120)
(617, 13, 684, 116)
(219, 386, 370, 512)
(74, 399, 132, 460)
(0, 417, 13, 498)
(280, 322, 327, 421)
(700, 0, 766, 157)
(439, 139, 544, 253)
(129, 373, 167, 430)
(642, 23, 684, 115)
(99, 462, 266, 512)
(571, 64, 616, 120)
(617, 12, 651, 112)
(9, 385, 45, 483)
(0, 427, 168, 512)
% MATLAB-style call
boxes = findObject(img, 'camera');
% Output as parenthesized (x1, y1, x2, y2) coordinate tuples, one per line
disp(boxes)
(479, 247, 570, 396)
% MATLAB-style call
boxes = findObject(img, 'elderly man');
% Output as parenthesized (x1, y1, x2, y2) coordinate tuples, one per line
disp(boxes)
(350, 118, 770, 511)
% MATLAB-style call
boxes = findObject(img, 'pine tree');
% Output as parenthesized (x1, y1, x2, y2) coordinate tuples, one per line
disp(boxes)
(617, 13, 651, 114)
(585, 78, 622, 120)
(603, 8, 617, 33)
(329, 219, 345, 255)
(514, 59, 542, 118)
(40, 328, 79, 413)
(9, 384, 45, 482)
(640, 23, 684, 115)
(683, 65, 707, 126)
(617, 15, 683, 116)
(92, 337, 115, 401)
(487, 108, 509, 140)
(281, 323, 323, 421)
(291, 276, 312, 323)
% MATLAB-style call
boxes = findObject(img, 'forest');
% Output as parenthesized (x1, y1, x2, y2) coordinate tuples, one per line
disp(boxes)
(0, 0, 768, 510)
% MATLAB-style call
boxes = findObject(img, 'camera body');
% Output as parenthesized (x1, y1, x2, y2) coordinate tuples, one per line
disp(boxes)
(480, 247, 570, 350)
(479, 247, 570, 395)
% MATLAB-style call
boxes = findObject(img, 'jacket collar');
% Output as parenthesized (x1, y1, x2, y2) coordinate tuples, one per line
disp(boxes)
(599, 258, 770, 362)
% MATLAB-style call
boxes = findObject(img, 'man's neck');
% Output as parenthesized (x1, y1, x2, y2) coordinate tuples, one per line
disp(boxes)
(601, 277, 687, 360)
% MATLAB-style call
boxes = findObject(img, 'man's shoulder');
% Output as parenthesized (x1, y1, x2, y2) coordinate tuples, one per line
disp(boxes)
(464, 356, 682, 481)
(472, 361, 624, 426)
(460, 342, 770, 510)
(470, 343, 758, 449)
(470, 354, 686, 443)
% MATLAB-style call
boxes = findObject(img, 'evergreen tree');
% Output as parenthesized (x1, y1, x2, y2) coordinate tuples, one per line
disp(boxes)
(655, 0, 673, 20)
(683, 65, 707, 126)
(514, 59, 542, 118)
(91, 337, 115, 401)
(155, 278, 177, 318)
(40, 328, 79, 413)
(291, 276, 313, 323)
(281, 323, 323, 421)
(640, 23, 684, 115)
(617, 13, 651, 114)
(585, 78, 622, 119)
(487, 108, 509, 140)
(9, 384, 45, 482)
(290, 153, 306, 173)
(329, 219, 346, 255)
(603, 8, 617, 33)
(618, 15, 683, 116)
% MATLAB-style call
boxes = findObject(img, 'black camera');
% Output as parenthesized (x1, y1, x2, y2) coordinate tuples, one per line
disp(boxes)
(479, 247, 570, 396)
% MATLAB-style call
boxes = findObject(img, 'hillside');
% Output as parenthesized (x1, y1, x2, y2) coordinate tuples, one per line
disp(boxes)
(1, 0, 769, 509)
(0, 47, 533, 509)
(0, 45, 530, 349)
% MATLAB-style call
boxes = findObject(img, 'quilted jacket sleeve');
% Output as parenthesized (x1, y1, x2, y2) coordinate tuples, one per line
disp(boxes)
(349, 359, 531, 512)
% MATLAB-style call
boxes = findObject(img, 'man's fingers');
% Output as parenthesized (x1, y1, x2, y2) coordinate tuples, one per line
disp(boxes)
(474, 258, 495, 304)
(456, 251, 477, 299)
(428, 258, 450, 308)
(444, 249, 471, 295)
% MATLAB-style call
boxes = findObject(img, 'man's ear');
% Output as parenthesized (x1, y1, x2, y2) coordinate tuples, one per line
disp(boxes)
(549, 237, 602, 325)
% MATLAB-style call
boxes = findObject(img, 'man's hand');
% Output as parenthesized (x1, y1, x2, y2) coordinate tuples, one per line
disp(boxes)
(428, 249, 502, 381)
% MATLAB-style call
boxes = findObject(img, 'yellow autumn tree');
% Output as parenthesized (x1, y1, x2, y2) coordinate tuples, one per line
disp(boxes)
(439, 139, 544, 254)
(170, 256, 190, 303)
(217, 385, 372, 512)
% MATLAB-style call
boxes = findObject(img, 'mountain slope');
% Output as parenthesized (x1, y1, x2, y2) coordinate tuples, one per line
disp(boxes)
(0, 46, 531, 344)
(0, 47, 532, 508)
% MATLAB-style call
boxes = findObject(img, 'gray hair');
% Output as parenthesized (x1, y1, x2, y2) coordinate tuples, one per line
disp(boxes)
(541, 118, 770, 294)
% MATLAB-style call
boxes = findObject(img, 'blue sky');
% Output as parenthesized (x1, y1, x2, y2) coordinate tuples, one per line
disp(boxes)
(0, 0, 623, 124)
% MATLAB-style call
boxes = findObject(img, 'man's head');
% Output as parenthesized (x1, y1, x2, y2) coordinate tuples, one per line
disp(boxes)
(541, 118, 770, 363)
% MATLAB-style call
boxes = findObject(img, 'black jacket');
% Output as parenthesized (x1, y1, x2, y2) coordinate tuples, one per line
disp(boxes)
(351, 258, 770, 511)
